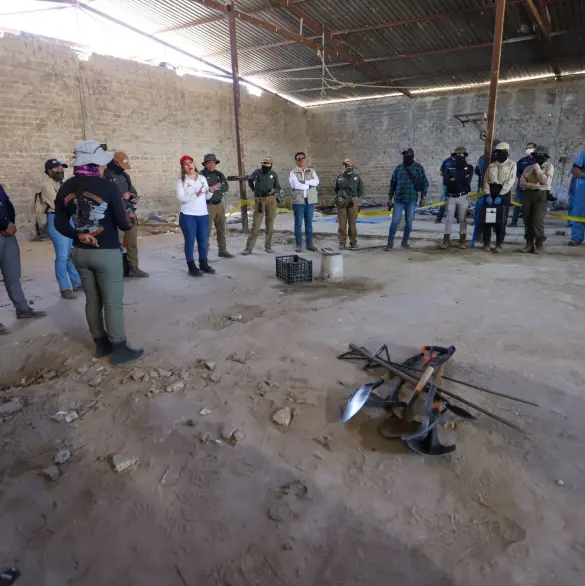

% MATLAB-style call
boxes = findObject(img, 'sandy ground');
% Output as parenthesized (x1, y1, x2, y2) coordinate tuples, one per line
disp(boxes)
(1, 226, 585, 586)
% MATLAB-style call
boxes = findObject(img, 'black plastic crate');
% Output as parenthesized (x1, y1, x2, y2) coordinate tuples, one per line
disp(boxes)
(276, 255, 313, 284)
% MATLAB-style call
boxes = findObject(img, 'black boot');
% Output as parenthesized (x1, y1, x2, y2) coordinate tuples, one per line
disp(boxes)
(112, 341, 144, 365)
(94, 335, 113, 358)
(187, 261, 203, 277)
(199, 259, 216, 274)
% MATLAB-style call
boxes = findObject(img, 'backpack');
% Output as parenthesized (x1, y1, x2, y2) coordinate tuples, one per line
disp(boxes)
(32, 191, 49, 239)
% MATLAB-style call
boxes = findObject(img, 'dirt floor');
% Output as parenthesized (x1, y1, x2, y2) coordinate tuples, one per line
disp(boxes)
(1, 229, 585, 586)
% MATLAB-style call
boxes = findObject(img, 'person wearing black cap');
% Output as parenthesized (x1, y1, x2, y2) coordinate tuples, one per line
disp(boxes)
(40, 158, 83, 299)
(0, 183, 46, 335)
(200, 153, 233, 258)
(385, 148, 428, 250)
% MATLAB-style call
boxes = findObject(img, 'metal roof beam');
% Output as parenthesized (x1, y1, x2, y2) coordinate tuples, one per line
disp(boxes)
(523, 0, 563, 79)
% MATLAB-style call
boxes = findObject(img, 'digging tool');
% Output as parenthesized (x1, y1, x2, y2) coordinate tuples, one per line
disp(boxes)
(348, 344, 529, 435)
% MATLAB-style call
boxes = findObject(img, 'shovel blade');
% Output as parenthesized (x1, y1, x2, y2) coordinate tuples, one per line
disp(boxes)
(342, 382, 376, 423)
(406, 437, 456, 457)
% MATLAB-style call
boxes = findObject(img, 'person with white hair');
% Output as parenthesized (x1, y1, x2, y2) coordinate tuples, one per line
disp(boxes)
(481, 142, 517, 252)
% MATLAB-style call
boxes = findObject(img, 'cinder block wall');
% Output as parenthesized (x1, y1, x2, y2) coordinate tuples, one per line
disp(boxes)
(307, 80, 585, 201)
(0, 34, 307, 234)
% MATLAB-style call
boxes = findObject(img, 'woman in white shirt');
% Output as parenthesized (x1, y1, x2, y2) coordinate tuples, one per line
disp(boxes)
(176, 155, 216, 277)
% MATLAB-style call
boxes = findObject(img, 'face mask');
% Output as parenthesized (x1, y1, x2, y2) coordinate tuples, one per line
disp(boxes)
(533, 154, 547, 165)
(526, 148, 535, 156)
(403, 155, 414, 166)
(51, 171, 65, 182)
(455, 156, 466, 168)
(343, 165, 353, 174)
(261, 165, 271, 173)
(494, 151, 508, 163)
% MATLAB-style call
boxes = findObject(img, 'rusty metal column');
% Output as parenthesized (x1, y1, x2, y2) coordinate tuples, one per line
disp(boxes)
(483, 0, 507, 171)
(227, 2, 248, 232)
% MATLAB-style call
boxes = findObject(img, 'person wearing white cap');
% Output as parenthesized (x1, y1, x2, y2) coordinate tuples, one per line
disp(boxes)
(481, 142, 517, 252)
(54, 140, 144, 364)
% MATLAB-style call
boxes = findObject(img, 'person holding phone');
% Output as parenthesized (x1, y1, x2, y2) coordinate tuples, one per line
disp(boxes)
(176, 155, 216, 277)
(54, 140, 143, 364)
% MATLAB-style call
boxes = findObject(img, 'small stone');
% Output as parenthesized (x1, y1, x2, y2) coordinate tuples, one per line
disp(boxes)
(158, 369, 172, 378)
(110, 454, 139, 473)
(557, 480, 565, 486)
(233, 431, 245, 442)
(165, 381, 185, 393)
(160, 465, 182, 486)
(43, 370, 58, 380)
(131, 369, 146, 381)
(203, 361, 216, 371)
(64, 410, 79, 423)
(443, 420, 457, 430)
(185, 419, 196, 427)
(54, 448, 71, 465)
(228, 354, 246, 364)
(313, 436, 332, 450)
(228, 313, 243, 321)
(149, 370, 160, 379)
(88, 376, 102, 387)
(90, 358, 98, 364)
(77, 365, 89, 374)
(272, 406, 292, 427)
(0, 398, 24, 417)
(199, 432, 211, 443)
(42, 465, 61, 482)
(209, 373, 221, 383)
(221, 425, 237, 441)
(310, 306, 318, 311)
(199, 408, 211, 416)
(179, 370, 189, 380)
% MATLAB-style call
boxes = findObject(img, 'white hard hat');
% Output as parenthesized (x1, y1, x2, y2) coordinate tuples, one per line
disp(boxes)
(495, 142, 510, 151)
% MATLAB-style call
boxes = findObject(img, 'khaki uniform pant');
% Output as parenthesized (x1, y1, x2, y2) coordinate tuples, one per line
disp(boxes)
(522, 189, 547, 242)
(246, 195, 277, 251)
(337, 197, 359, 247)
(118, 225, 139, 270)
(444, 195, 468, 236)
(207, 202, 227, 252)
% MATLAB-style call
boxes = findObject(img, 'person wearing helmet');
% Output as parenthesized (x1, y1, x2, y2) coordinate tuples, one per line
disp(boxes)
(439, 146, 474, 249)
(519, 145, 554, 253)
(482, 142, 517, 252)
(334, 159, 364, 249)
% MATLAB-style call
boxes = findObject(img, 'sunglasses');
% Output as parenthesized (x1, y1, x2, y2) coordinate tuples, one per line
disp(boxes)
(296, 156, 306, 161)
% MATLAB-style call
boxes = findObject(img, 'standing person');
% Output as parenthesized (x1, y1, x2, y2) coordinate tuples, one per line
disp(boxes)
(520, 145, 554, 254)
(385, 148, 428, 250)
(510, 142, 536, 227)
(54, 140, 143, 363)
(475, 139, 500, 192)
(200, 153, 233, 258)
(176, 155, 216, 277)
(289, 152, 320, 252)
(482, 142, 517, 252)
(0, 184, 46, 335)
(40, 158, 82, 298)
(435, 151, 455, 224)
(333, 159, 364, 250)
(568, 148, 585, 246)
(242, 156, 281, 255)
(103, 152, 149, 278)
(439, 146, 474, 249)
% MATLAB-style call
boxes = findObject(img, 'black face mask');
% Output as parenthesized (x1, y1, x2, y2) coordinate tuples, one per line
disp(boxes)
(533, 154, 547, 165)
(50, 171, 65, 183)
(494, 151, 508, 163)
(403, 155, 414, 166)
(455, 156, 467, 169)
(343, 166, 353, 175)
(261, 165, 272, 174)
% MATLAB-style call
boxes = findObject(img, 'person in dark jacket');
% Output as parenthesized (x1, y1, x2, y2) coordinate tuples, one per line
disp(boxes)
(200, 153, 233, 258)
(242, 156, 281, 255)
(103, 152, 149, 278)
(55, 140, 143, 364)
(0, 185, 46, 335)
(509, 142, 536, 227)
(439, 146, 474, 249)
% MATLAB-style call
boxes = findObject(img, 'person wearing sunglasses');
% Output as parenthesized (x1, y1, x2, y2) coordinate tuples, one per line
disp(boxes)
(289, 152, 320, 252)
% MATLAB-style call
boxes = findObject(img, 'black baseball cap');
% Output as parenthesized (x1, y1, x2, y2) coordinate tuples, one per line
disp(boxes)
(401, 148, 414, 156)
(45, 158, 68, 172)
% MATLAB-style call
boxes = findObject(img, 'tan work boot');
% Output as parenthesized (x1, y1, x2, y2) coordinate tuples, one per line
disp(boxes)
(459, 234, 467, 249)
(61, 290, 76, 300)
(534, 239, 544, 254)
(438, 234, 450, 250)
(521, 240, 534, 253)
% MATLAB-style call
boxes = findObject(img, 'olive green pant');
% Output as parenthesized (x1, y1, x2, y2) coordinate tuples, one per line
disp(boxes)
(207, 201, 227, 252)
(337, 197, 360, 247)
(522, 189, 547, 242)
(246, 195, 277, 251)
(72, 247, 126, 344)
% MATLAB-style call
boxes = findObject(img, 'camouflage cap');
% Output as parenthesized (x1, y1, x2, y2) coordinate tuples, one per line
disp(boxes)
(262, 155, 273, 165)
(343, 158, 356, 166)
(452, 145, 468, 155)
(533, 145, 550, 157)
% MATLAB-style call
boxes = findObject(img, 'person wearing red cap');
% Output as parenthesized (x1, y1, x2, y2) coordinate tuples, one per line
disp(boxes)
(176, 155, 216, 277)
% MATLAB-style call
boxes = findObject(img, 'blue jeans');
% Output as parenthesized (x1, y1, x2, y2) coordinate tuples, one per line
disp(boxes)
(179, 213, 209, 262)
(47, 213, 81, 291)
(511, 188, 523, 225)
(388, 201, 416, 245)
(292, 202, 315, 246)
(570, 182, 585, 243)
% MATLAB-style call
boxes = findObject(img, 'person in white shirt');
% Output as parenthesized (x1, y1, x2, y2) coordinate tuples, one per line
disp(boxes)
(289, 152, 320, 252)
(176, 155, 216, 277)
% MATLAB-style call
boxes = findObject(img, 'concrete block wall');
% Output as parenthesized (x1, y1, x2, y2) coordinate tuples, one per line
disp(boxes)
(0, 34, 307, 234)
(307, 79, 585, 201)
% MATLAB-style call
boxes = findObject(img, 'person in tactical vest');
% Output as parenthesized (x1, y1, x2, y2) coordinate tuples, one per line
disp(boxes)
(334, 159, 364, 249)
(242, 156, 281, 255)
(289, 151, 320, 252)
(200, 153, 233, 258)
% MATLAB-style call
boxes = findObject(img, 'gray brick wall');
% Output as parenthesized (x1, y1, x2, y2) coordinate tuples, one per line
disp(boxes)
(307, 80, 585, 202)
(0, 34, 307, 234)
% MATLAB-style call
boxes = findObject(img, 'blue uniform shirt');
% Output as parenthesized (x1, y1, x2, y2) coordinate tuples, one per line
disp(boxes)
(573, 149, 585, 188)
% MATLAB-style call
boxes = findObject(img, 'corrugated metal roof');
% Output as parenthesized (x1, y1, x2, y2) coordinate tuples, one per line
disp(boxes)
(107, 0, 585, 106)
